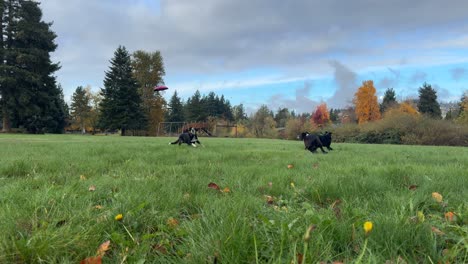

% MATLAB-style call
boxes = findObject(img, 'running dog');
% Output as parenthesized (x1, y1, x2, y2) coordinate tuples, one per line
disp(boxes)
(319, 131, 333, 151)
(169, 128, 201, 147)
(299, 132, 327, 154)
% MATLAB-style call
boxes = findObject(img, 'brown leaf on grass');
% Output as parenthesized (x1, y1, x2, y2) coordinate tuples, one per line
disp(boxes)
(313, 163, 319, 169)
(167, 217, 179, 228)
(431, 226, 445, 236)
(80, 175, 87, 181)
(333, 207, 342, 220)
(152, 244, 168, 254)
(96, 240, 111, 257)
(444, 212, 455, 222)
(94, 205, 103, 210)
(296, 253, 304, 264)
(208, 182, 220, 191)
(80, 256, 102, 264)
(222, 187, 231, 193)
(88, 185, 96, 192)
(265, 195, 275, 205)
(287, 164, 294, 169)
(408, 185, 418, 191)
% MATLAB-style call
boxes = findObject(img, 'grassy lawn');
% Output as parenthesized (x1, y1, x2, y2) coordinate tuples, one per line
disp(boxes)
(0, 134, 467, 263)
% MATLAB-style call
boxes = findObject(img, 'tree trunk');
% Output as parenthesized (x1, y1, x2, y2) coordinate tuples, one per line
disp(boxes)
(2, 102, 11, 132)
(121, 127, 126, 136)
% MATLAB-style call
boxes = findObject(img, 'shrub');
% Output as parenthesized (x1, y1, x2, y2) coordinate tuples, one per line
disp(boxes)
(331, 113, 468, 146)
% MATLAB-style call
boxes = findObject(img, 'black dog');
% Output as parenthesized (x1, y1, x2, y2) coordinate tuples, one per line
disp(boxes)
(170, 128, 201, 147)
(300, 132, 327, 154)
(319, 131, 333, 151)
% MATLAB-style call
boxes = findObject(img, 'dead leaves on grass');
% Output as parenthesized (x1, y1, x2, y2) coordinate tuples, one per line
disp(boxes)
(208, 182, 231, 194)
(80, 240, 111, 264)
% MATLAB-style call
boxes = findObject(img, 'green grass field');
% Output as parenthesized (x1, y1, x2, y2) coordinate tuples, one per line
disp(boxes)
(0, 134, 467, 263)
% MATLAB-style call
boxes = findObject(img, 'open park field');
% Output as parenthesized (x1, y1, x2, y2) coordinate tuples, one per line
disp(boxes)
(0, 134, 467, 263)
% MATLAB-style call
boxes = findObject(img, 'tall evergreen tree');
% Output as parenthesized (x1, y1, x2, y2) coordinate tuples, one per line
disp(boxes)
(274, 108, 291, 128)
(417, 82, 442, 119)
(99, 46, 146, 136)
(0, 0, 20, 132)
(131, 50, 166, 135)
(185, 90, 205, 121)
(70, 86, 91, 134)
(380, 88, 397, 113)
(0, 1, 65, 133)
(166, 91, 184, 122)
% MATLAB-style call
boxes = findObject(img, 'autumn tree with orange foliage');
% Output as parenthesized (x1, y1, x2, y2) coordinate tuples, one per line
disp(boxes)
(384, 101, 419, 118)
(354, 80, 381, 124)
(311, 103, 330, 127)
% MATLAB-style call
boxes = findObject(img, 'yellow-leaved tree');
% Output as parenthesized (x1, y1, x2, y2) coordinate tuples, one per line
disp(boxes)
(354, 80, 381, 124)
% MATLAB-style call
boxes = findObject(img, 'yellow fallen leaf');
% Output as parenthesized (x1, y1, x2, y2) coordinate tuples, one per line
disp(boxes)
(88, 185, 96, 192)
(222, 187, 231, 193)
(417, 211, 425, 223)
(94, 205, 103, 210)
(431, 192, 443, 203)
(80, 175, 87, 181)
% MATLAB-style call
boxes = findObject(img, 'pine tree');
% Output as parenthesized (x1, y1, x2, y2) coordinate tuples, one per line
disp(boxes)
(380, 88, 397, 113)
(70, 86, 91, 134)
(185, 90, 205, 121)
(99, 46, 147, 135)
(0, 0, 20, 132)
(0, 1, 65, 133)
(166, 91, 185, 122)
(417, 83, 441, 119)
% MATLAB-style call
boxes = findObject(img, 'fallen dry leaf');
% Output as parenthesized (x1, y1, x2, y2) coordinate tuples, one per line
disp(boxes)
(80, 256, 102, 264)
(152, 244, 168, 254)
(265, 195, 274, 205)
(287, 164, 293, 169)
(96, 240, 111, 257)
(208, 182, 220, 191)
(94, 205, 103, 210)
(167, 217, 179, 228)
(222, 187, 231, 193)
(408, 185, 418, 191)
(431, 226, 445, 236)
(296, 253, 303, 264)
(444, 212, 455, 222)
(313, 163, 319, 168)
(88, 185, 96, 192)
(80, 175, 87, 181)
(432, 192, 443, 203)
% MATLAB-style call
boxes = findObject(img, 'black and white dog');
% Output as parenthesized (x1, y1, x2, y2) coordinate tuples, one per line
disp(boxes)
(299, 132, 327, 154)
(169, 127, 201, 147)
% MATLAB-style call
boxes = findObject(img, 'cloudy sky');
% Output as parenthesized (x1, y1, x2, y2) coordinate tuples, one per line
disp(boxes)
(41, 0, 468, 113)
